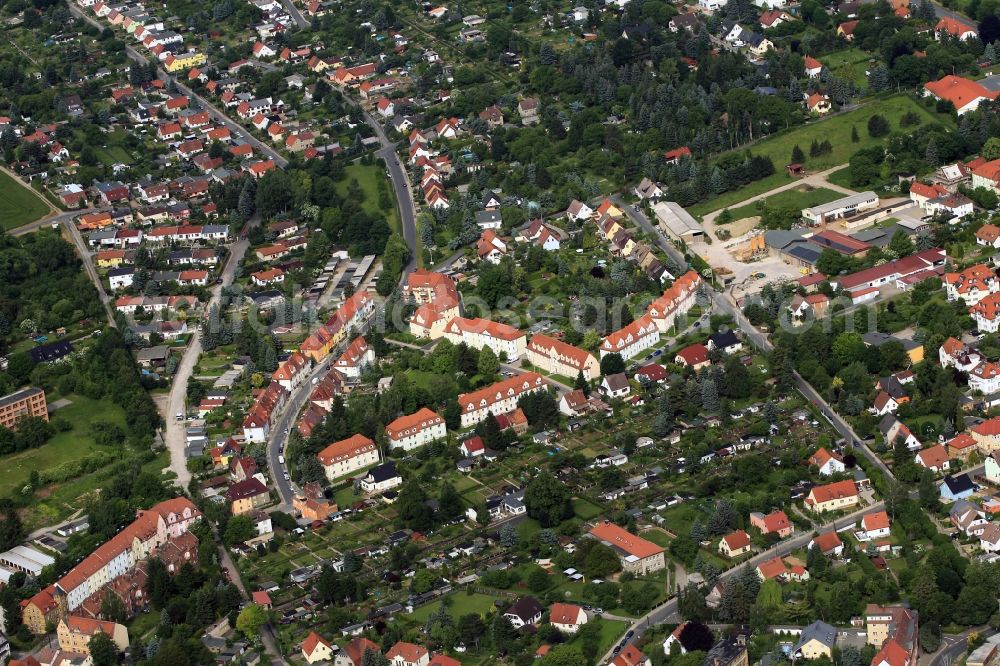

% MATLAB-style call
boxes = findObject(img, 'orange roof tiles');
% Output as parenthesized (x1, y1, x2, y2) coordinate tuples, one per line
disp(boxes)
(385, 407, 443, 440)
(723, 530, 751, 550)
(318, 434, 377, 466)
(458, 372, 544, 415)
(807, 480, 858, 505)
(588, 521, 663, 559)
(924, 75, 997, 111)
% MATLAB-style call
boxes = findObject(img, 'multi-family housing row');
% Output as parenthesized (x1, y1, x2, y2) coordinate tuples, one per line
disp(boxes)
(22, 498, 201, 633)
(600, 270, 703, 360)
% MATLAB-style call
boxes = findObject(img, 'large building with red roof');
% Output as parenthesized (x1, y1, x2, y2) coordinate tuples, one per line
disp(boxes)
(526, 334, 601, 381)
(924, 75, 997, 114)
(600, 314, 660, 361)
(385, 407, 446, 450)
(588, 520, 665, 574)
(318, 434, 381, 480)
(20, 498, 201, 631)
(443, 316, 527, 360)
(457, 372, 546, 428)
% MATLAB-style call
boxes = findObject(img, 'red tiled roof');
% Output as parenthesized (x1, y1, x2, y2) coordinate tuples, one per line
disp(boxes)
(588, 521, 663, 559)
(386, 407, 443, 440)
(318, 434, 376, 466)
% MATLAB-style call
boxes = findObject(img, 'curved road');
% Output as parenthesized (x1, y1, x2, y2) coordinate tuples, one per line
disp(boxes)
(358, 108, 418, 279)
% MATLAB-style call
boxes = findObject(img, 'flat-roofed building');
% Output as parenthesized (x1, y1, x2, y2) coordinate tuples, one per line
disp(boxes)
(802, 192, 879, 224)
(0, 387, 48, 430)
(0, 545, 56, 576)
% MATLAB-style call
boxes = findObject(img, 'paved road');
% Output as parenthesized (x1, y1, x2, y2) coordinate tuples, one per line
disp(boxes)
(163, 225, 254, 490)
(62, 218, 117, 328)
(928, 628, 997, 666)
(357, 109, 418, 280)
(10, 207, 95, 237)
(266, 355, 336, 511)
(215, 531, 289, 664)
(931, 0, 976, 24)
(602, 499, 890, 662)
(618, 199, 895, 480)
(67, 4, 288, 169)
(278, 0, 309, 28)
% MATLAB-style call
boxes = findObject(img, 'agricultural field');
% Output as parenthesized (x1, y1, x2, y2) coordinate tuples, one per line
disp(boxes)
(0, 169, 49, 230)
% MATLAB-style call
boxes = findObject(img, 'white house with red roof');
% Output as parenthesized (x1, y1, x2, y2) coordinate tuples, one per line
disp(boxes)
(804, 56, 823, 77)
(970, 293, 1000, 333)
(302, 631, 333, 664)
(718, 529, 752, 557)
(334, 336, 375, 378)
(972, 158, 1000, 194)
(976, 224, 1000, 248)
(459, 436, 485, 458)
(858, 510, 891, 541)
(386, 642, 430, 666)
(457, 372, 545, 428)
(808, 447, 845, 476)
(915, 444, 950, 473)
(675, 343, 710, 370)
(935, 16, 977, 39)
(317, 434, 380, 481)
(943, 264, 998, 305)
(809, 531, 844, 557)
(385, 407, 446, 450)
(444, 316, 526, 360)
(527, 334, 600, 381)
(549, 602, 588, 634)
(588, 521, 665, 574)
(924, 75, 997, 114)
(600, 315, 660, 361)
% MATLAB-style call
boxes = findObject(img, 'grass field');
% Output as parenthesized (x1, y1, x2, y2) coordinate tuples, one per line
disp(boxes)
(688, 95, 949, 217)
(573, 497, 604, 520)
(724, 186, 843, 220)
(0, 170, 49, 231)
(0, 395, 128, 497)
(821, 48, 872, 88)
(336, 163, 401, 234)
(408, 592, 502, 622)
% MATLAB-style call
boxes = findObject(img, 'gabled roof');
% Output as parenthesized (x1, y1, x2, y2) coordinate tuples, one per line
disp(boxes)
(303, 631, 331, 657)
(722, 530, 751, 550)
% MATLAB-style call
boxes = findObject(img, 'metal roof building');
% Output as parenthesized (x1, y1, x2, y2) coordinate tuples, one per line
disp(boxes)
(653, 201, 704, 241)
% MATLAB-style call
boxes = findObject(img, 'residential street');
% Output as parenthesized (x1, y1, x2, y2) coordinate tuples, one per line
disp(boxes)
(358, 108, 418, 280)
(163, 222, 254, 489)
(66, 3, 289, 169)
(601, 498, 892, 662)
(616, 198, 896, 480)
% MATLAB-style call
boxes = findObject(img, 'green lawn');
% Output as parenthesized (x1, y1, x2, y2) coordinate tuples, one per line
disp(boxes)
(336, 163, 401, 234)
(724, 186, 843, 221)
(573, 498, 604, 520)
(688, 95, 950, 217)
(821, 48, 873, 88)
(0, 394, 127, 497)
(409, 592, 503, 622)
(578, 618, 628, 657)
(0, 170, 49, 231)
